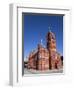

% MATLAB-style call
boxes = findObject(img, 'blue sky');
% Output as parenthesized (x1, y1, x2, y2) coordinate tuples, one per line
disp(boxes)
(23, 14, 63, 59)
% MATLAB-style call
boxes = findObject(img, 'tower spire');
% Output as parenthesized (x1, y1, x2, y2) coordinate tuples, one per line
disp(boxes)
(40, 39, 43, 45)
(48, 26, 51, 32)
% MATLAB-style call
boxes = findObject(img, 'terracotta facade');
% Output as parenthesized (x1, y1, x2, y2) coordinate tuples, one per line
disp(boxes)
(27, 31, 63, 70)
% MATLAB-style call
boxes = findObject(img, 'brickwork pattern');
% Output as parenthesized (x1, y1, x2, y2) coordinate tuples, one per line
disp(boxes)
(27, 31, 63, 70)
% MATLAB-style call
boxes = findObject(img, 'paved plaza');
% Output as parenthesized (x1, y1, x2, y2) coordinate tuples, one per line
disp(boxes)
(24, 68, 63, 74)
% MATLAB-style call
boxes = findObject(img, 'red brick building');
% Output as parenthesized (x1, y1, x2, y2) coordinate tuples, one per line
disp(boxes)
(27, 31, 63, 70)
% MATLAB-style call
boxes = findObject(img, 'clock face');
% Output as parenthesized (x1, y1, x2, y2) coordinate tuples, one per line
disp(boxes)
(39, 55, 42, 58)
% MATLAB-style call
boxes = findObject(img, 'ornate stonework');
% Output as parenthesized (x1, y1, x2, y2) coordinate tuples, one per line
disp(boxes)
(27, 31, 63, 70)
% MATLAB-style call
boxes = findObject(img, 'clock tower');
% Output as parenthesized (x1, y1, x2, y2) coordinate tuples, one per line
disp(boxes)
(47, 27, 57, 69)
